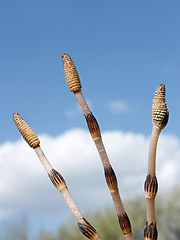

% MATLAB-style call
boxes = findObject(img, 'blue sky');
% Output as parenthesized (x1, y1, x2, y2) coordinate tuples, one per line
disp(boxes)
(0, 0, 180, 144)
(0, 1, 180, 238)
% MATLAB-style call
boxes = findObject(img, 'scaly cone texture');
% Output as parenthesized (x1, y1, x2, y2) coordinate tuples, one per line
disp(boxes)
(62, 53, 82, 93)
(13, 112, 40, 149)
(152, 84, 169, 129)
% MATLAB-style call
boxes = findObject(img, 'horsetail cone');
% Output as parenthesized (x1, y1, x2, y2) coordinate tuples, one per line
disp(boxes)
(62, 53, 82, 93)
(152, 84, 169, 129)
(13, 112, 40, 149)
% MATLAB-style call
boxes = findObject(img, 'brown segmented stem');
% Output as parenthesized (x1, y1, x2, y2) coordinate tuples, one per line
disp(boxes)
(144, 84, 169, 239)
(62, 54, 134, 240)
(13, 113, 102, 240)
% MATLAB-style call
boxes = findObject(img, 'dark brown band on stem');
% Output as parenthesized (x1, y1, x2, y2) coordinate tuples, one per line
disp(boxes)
(118, 212, 132, 235)
(104, 166, 118, 193)
(78, 218, 99, 240)
(144, 221, 158, 240)
(144, 174, 158, 199)
(85, 113, 101, 141)
(48, 169, 67, 192)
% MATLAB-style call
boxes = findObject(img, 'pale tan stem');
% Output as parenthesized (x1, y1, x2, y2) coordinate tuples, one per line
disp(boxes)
(144, 125, 160, 236)
(34, 147, 84, 222)
(13, 112, 102, 240)
(75, 92, 91, 116)
(148, 126, 161, 176)
(94, 138, 110, 168)
(74, 94, 133, 239)
(125, 234, 135, 240)
(35, 150, 102, 240)
(62, 53, 134, 239)
(111, 191, 125, 214)
(60, 188, 84, 222)
(146, 199, 155, 225)
(34, 146, 53, 174)
(144, 84, 168, 240)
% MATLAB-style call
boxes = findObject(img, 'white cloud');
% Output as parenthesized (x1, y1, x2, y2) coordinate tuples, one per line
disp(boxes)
(0, 129, 180, 228)
(108, 100, 130, 114)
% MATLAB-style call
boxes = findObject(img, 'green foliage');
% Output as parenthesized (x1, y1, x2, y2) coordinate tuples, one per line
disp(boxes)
(124, 196, 146, 239)
(88, 208, 123, 240)
(0, 216, 28, 240)
(37, 186, 180, 240)
(157, 186, 180, 240)
(39, 229, 57, 240)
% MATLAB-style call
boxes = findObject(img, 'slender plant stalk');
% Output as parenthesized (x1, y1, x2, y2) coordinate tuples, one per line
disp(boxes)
(13, 112, 102, 240)
(62, 53, 134, 240)
(144, 84, 169, 240)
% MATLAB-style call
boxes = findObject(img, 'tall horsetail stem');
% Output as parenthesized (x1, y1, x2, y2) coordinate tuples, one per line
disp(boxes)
(62, 53, 134, 240)
(144, 84, 168, 240)
(13, 112, 102, 240)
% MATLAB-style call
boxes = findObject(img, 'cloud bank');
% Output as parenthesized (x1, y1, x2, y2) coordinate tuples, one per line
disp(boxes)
(0, 129, 179, 225)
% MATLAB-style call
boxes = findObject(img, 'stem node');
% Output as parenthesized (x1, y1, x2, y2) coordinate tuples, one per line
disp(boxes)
(104, 166, 118, 193)
(144, 174, 158, 199)
(78, 218, 99, 240)
(144, 221, 158, 240)
(48, 169, 67, 192)
(118, 212, 132, 235)
(85, 113, 101, 141)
